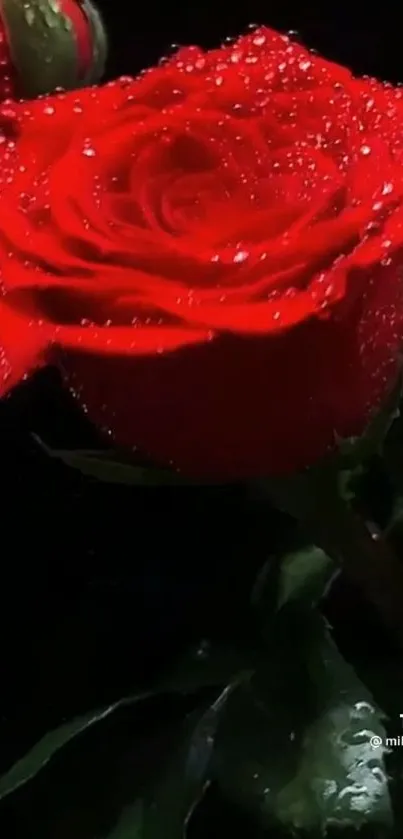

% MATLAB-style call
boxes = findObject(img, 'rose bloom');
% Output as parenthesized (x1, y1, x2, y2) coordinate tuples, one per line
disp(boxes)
(0, 26, 403, 479)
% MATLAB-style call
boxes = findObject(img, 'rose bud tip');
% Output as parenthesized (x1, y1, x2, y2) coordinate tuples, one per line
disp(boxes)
(0, 0, 107, 99)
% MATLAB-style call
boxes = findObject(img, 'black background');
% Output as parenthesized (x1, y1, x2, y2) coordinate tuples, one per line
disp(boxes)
(0, 0, 401, 780)
(101, 3, 403, 84)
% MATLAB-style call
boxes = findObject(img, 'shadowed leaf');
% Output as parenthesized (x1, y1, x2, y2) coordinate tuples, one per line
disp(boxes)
(0, 642, 248, 803)
(0, 693, 150, 801)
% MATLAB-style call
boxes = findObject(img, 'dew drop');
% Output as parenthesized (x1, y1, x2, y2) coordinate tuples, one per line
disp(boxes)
(230, 51, 242, 64)
(233, 249, 249, 263)
(195, 639, 210, 659)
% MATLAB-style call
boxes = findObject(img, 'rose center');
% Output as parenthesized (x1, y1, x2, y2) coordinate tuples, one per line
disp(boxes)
(104, 118, 341, 261)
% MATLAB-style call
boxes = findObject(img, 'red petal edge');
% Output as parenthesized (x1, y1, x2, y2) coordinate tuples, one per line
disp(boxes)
(0, 304, 51, 396)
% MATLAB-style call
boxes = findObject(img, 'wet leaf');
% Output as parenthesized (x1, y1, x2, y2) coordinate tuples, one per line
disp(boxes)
(214, 611, 391, 834)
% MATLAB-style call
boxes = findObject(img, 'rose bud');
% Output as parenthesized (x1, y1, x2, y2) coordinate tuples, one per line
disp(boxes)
(0, 0, 107, 99)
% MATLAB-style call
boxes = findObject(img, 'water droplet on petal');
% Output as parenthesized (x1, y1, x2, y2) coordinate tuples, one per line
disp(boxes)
(233, 249, 249, 263)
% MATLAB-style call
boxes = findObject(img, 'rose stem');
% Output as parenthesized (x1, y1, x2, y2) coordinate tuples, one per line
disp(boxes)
(306, 497, 403, 651)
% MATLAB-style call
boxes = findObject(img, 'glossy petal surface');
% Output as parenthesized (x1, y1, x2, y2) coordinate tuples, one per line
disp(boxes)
(1, 28, 403, 477)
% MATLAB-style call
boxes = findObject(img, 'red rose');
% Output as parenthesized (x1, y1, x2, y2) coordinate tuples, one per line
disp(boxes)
(0, 26, 403, 479)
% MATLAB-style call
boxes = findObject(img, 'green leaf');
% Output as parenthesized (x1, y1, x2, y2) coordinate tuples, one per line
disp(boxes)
(32, 436, 198, 486)
(386, 496, 403, 536)
(335, 365, 402, 467)
(382, 409, 403, 493)
(275, 545, 336, 610)
(259, 367, 402, 527)
(0, 686, 233, 839)
(0, 692, 151, 801)
(214, 611, 391, 834)
(140, 683, 236, 839)
(104, 803, 144, 839)
(251, 546, 337, 637)
(0, 642, 248, 803)
(76, 683, 238, 839)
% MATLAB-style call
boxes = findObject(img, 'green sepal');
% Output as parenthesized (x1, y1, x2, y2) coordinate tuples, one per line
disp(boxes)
(1, 0, 107, 97)
(334, 363, 402, 469)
